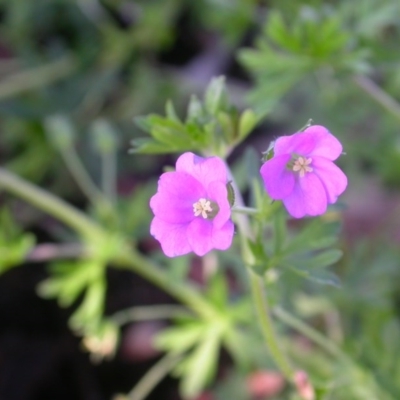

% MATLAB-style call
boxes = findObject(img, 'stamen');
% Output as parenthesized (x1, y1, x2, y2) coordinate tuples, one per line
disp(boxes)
(292, 156, 313, 178)
(193, 198, 213, 219)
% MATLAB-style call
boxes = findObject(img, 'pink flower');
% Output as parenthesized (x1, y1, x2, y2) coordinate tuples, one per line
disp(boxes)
(260, 125, 347, 218)
(150, 152, 234, 257)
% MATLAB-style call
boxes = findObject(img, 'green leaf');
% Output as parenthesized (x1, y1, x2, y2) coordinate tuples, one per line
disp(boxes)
(295, 269, 341, 287)
(217, 111, 235, 142)
(266, 11, 301, 53)
(130, 138, 183, 154)
(70, 278, 106, 331)
(204, 76, 228, 115)
(132, 76, 250, 154)
(37, 260, 103, 307)
(0, 208, 35, 273)
(187, 94, 204, 121)
(206, 272, 228, 311)
(38, 259, 107, 334)
(238, 6, 369, 113)
(146, 116, 188, 144)
(283, 219, 339, 254)
(238, 109, 257, 140)
(0, 234, 35, 273)
(246, 238, 269, 276)
(180, 328, 221, 398)
(285, 249, 343, 270)
(134, 116, 153, 133)
(155, 323, 205, 354)
(165, 99, 180, 122)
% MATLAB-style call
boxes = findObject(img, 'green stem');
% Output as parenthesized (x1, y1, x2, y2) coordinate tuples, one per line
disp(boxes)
(226, 163, 293, 381)
(250, 271, 293, 380)
(0, 167, 217, 320)
(0, 167, 102, 240)
(231, 205, 258, 215)
(126, 353, 182, 400)
(115, 249, 218, 320)
(353, 74, 400, 122)
(101, 150, 117, 205)
(59, 146, 107, 207)
(111, 305, 191, 325)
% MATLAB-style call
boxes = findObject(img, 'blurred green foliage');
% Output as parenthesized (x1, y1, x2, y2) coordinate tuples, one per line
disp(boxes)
(0, 0, 400, 399)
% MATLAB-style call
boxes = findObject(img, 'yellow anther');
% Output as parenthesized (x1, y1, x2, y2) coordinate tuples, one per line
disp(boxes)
(292, 156, 313, 178)
(193, 198, 213, 219)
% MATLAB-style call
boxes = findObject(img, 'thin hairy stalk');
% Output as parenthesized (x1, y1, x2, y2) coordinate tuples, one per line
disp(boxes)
(231, 205, 259, 215)
(0, 167, 102, 240)
(59, 145, 108, 208)
(226, 163, 294, 381)
(101, 149, 117, 205)
(0, 56, 75, 100)
(353, 74, 400, 122)
(250, 272, 293, 380)
(126, 353, 182, 400)
(111, 305, 191, 325)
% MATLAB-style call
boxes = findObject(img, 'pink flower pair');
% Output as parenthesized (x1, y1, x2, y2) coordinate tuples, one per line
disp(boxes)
(150, 126, 347, 257)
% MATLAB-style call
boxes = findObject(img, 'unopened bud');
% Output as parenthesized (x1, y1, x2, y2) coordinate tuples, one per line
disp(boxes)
(294, 370, 315, 400)
(90, 119, 119, 154)
(45, 115, 75, 149)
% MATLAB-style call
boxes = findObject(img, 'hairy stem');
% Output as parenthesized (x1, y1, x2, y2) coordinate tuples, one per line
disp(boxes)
(227, 163, 293, 381)
(231, 205, 259, 215)
(0, 167, 102, 240)
(59, 145, 108, 208)
(250, 272, 293, 380)
(101, 149, 117, 206)
(353, 74, 400, 122)
(126, 353, 182, 400)
(111, 305, 191, 325)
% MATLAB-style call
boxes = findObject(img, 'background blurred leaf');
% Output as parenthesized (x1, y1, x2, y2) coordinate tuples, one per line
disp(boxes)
(0, 208, 35, 273)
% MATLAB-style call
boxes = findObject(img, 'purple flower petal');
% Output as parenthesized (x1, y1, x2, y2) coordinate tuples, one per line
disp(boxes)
(304, 125, 343, 160)
(207, 181, 231, 229)
(212, 220, 234, 250)
(273, 133, 316, 156)
(150, 171, 205, 223)
(176, 152, 227, 188)
(283, 173, 327, 218)
(260, 154, 295, 199)
(312, 156, 348, 203)
(150, 217, 191, 257)
(187, 218, 214, 256)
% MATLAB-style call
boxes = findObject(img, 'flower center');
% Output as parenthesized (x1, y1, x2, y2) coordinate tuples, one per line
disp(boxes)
(193, 198, 213, 219)
(292, 156, 313, 178)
